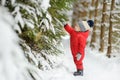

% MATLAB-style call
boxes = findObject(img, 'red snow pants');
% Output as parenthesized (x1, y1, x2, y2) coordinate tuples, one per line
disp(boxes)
(64, 24, 89, 70)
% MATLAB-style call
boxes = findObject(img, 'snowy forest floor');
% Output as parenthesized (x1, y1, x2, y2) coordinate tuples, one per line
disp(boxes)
(42, 36, 120, 80)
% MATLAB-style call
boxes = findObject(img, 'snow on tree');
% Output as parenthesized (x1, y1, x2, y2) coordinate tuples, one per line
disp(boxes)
(0, 0, 75, 73)
(11, 0, 54, 33)
(0, 5, 56, 80)
(111, 1, 120, 55)
(0, 6, 33, 80)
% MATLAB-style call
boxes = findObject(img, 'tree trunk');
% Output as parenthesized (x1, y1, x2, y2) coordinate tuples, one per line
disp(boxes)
(99, 0, 107, 52)
(72, 0, 90, 27)
(89, 0, 95, 19)
(107, 0, 115, 58)
(90, 0, 99, 48)
(72, 1, 79, 27)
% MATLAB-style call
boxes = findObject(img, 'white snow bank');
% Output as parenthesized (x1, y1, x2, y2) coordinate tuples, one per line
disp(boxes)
(0, 7, 32, 80)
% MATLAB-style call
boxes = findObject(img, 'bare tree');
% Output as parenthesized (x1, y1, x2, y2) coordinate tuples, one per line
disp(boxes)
(90, 0, 99, 48)
(99, 0, 107, 52)
(89, 0, 95, 19)
(72, 0, 90, 26)
(107, 0, 115, 58)
(72, 1, 80, 27)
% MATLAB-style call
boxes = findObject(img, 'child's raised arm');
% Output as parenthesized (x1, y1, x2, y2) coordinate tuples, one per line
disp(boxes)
(64, 24, 74, 34)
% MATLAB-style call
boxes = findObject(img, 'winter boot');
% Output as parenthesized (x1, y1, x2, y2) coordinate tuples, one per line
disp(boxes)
(73, 69, 83, 76)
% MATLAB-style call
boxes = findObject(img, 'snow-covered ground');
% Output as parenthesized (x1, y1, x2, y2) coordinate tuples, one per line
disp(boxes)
(42, 35, 120, 80)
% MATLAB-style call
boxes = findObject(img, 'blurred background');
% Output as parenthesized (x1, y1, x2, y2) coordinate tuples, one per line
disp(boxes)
(0, 0, 120, 80)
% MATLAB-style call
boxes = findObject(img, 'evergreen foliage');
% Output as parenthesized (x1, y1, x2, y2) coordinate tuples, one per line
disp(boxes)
(0, 0, 75, 70)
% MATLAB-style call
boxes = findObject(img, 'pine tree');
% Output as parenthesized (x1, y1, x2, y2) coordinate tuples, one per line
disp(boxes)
(0, 0, 75, 69)
(0, 3, 42, 80)
(0, 0, 75, 79)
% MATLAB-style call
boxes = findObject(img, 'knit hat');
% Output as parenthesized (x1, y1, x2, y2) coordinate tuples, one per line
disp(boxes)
(87, 20, 94, 27)
(78, 21, 90, 32)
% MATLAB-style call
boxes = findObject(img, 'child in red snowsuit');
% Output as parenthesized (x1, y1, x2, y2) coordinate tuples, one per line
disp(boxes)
(64, 20, 94, 76)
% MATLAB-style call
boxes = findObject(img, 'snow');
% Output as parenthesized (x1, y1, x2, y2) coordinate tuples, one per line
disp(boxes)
(13, 6, 25, 28)
(89, 6, 95, 11)
(25, 19, 34, 29)
(112, 10, 120, 14)
(1, 0, 15, 5)
(11, 0, 16, 5)
(11, 0, 55, 34)
(114, 14, 120, 19)
(101, 22, 110, 27)
(1, 0, 120, 80)
(1, 0, 6, 5)
(0, 6, 46, 80)
(0, 7, 32, 80)
(115, 0, 120, 4)
(40, 0, 50, 12)
(39, 35, 120, 80)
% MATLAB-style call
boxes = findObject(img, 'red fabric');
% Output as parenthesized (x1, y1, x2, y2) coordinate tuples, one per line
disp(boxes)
(64, 24, 89, 70)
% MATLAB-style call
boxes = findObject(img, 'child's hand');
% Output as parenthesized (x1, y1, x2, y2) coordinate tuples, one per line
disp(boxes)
(76, 52, 81, 61)
(62, 22, 67, 26)
(63, 23, 68, 27)
(62, 21, 70, 26)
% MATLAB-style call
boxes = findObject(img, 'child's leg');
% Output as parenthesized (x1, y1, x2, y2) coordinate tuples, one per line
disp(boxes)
(75, 52, 85, 70)
(73, 52, 84, 76)
(71, 48, 84, 70)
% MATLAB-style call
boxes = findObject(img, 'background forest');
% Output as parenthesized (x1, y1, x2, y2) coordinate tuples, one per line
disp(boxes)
(0, 0, 120, 80)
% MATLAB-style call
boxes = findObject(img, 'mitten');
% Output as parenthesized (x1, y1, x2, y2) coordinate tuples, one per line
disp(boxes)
(76, 52, 81, 61)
